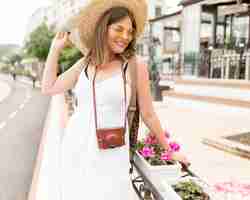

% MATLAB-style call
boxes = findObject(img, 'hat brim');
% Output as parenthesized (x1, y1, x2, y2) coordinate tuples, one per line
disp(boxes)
(67, 0, 148, 54)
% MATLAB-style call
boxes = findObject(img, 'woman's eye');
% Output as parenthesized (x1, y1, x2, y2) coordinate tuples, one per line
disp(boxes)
(113, 27, 122, 32)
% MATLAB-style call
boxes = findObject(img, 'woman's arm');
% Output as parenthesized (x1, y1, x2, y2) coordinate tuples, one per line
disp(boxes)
(41, 32, 84, 96)
(136, 57, 190, 166)
(41, 51, 84, 95)
(136, 57, 170, 150)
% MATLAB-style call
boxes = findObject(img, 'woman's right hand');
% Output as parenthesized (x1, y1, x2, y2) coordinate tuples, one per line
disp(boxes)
(50, 32, 71, 53)
(172, 151, 190, 168)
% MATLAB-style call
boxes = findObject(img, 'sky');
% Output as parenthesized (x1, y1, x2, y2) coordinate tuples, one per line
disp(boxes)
(0, 0, 51, 46)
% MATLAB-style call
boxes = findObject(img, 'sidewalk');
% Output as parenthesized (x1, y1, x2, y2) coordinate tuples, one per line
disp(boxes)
(150, 98, 250, 186)
(0, 80, 11, 102)
(0, 73, 41, 89)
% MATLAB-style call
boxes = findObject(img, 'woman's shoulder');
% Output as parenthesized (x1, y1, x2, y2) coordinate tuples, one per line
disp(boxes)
(128, 55, 148, 73)
(72, 56, 87, 73)
(128, 55, 147, 66)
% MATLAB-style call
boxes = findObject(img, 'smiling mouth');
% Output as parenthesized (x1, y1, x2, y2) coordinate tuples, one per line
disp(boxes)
(115, 42, 127, 48)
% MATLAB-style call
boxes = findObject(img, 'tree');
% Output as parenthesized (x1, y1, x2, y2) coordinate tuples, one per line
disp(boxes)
(9, 53, 22, 66)
(24, 23, 54, 61)
(59, 47, 83, 73)
(24, 22, 83, 76)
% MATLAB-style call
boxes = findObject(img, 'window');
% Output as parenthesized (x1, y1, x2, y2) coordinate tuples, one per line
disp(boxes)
(136, 44, 144, 56)
(155, 7, 162, 17)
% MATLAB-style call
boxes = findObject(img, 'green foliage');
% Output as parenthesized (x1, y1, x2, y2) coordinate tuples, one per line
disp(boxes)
(9, 53, 22, 65)
(173, 180, 210, 200)
(0, 65, 10, 73)
(0, 44, 20, 59)
(14, 67, 24, 75)
(24, 23, 54, 61)
(24, 22, 83, 75)
(59, 47, 82, 73)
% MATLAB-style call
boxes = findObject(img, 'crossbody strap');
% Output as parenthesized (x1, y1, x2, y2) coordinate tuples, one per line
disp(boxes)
(92, 61, 128, 131)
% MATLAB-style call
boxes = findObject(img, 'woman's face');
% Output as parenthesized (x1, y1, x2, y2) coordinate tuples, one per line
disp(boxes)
(106, 16, 134, 54)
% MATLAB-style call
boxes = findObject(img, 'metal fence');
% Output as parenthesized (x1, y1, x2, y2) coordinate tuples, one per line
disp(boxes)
(175, 49, 250, 80)
(210, 49, 250, 80)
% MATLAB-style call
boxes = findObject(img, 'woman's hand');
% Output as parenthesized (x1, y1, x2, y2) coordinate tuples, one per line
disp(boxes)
(50, 32, 71, 53)
(172, 151, 190, 168)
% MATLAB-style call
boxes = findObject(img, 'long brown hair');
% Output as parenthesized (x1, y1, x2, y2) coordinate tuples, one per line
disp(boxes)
(87, 7, 137, 66)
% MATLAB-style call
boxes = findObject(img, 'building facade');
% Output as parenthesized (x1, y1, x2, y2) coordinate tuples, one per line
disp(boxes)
(138, 0, 173, 61)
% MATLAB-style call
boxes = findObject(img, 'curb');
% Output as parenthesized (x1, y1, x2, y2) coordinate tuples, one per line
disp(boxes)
(202, 137, 250, 160)
(163, 91, 250, 109)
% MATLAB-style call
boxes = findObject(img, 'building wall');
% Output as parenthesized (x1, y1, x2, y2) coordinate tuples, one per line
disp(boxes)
(140, 0, 171, 61)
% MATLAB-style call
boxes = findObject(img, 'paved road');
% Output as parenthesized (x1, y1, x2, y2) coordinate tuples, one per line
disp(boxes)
(0, 75, 50, 200)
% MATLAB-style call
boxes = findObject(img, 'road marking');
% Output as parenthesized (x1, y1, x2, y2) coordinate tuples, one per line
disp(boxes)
(0, 121, 6, 129)
(9, 111, 17, 119)
(19, 104, 25, 109)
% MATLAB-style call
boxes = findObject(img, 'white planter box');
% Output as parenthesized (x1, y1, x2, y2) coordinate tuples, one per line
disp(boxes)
(161, 177, 219, 200)
(134, 151, 182, 185)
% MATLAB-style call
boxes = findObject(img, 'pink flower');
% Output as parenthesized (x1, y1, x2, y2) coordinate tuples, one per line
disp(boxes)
(144, 134, 158, 145)
(169, 141, 180, 152)
(160, 151, 173, 161)
(139, 147, 155, 158)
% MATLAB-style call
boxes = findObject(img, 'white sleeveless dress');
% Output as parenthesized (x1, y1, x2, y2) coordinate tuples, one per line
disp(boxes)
(59, 63, 136, 199)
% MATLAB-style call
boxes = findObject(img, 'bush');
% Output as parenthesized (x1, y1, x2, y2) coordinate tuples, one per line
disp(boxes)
(0, 65, 11, 73)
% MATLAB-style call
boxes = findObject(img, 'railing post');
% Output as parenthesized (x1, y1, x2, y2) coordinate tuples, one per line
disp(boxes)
(233, 54, 239, 79)
(225, 55, 230, 79)
(220, 56, 224, 79)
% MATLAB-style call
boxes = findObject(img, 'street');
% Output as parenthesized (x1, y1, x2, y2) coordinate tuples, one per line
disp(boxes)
(0, 75, 50, 200)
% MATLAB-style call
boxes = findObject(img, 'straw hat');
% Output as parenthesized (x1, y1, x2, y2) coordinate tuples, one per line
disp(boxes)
(67, 0, 148, 54)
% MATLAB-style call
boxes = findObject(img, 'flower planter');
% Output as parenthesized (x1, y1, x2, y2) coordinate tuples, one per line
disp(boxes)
(161, 177, 219, 200)
(134, 151, 182, 185)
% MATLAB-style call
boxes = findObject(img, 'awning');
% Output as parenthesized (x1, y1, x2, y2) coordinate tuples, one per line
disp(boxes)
(218, 3, 249, 15)
(202, 0, 236, 5)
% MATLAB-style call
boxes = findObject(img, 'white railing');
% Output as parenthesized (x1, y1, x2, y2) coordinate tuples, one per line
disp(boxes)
(210, 49, 250, 80)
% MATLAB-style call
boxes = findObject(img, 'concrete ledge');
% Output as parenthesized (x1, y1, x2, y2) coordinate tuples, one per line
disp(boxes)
(28, 94, 68, 200)
(202, 137, 250, 160)
(163, 91, 250, 109)
(173, 77, 250, 90)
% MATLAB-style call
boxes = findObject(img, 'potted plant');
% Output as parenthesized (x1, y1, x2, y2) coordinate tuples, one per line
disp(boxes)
(133, 130, 182, 184)
(161, 175, 219, 200)
(173, 180, 210, 200)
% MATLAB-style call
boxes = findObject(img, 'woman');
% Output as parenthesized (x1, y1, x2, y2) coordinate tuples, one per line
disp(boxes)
(41, 0, 189, 199)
